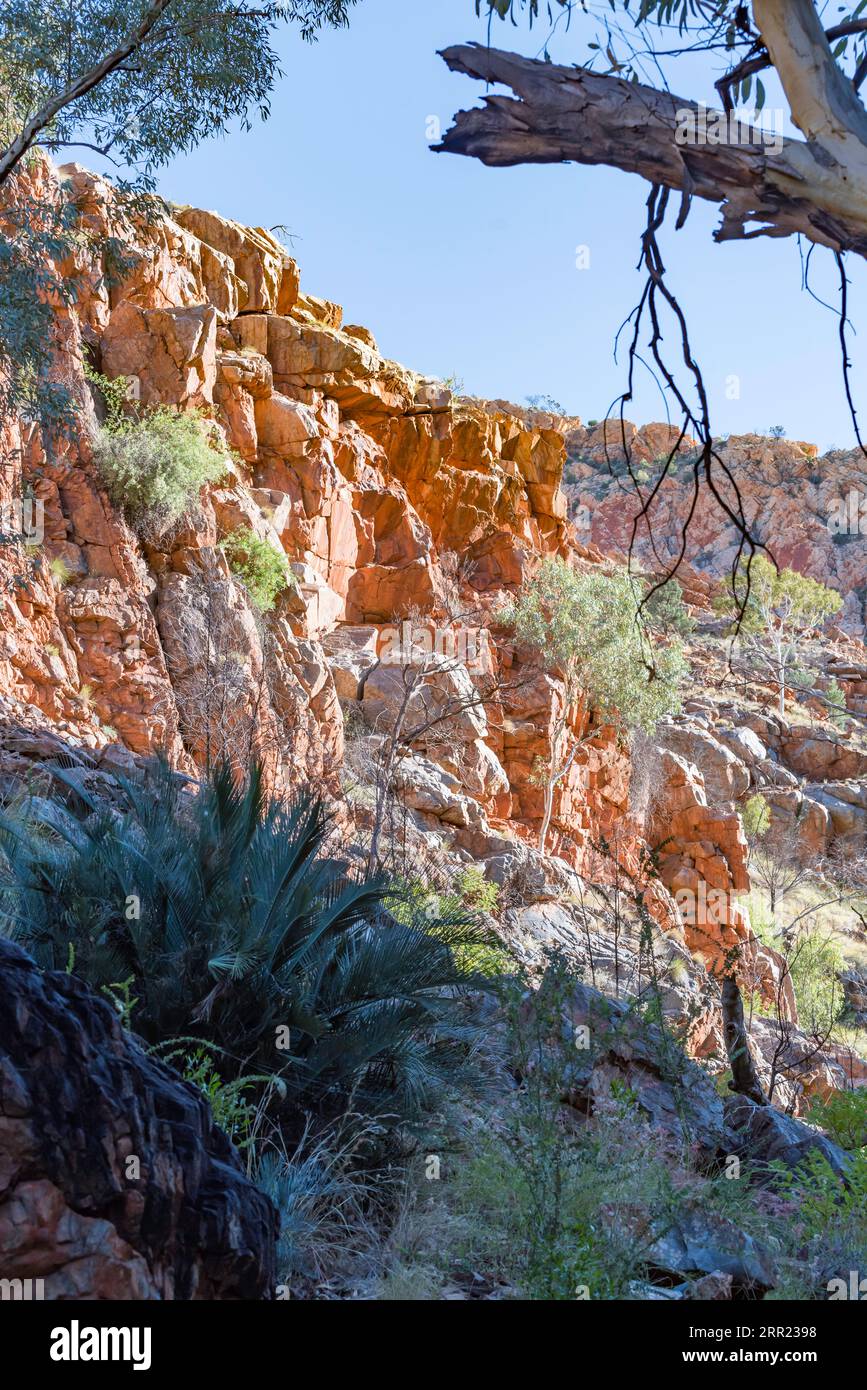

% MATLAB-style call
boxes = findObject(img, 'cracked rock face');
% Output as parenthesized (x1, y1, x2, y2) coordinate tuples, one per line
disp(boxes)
(0, 940, 277, 1300)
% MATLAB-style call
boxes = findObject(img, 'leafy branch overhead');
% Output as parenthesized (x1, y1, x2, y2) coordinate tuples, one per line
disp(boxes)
(0, 0, 359, 188)
(0, 0, 358, 431)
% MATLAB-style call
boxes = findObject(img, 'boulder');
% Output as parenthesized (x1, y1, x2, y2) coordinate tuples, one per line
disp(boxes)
(362, 656, 487, 742)
(390, 750, 481, 827)
(101, 301, 218, 408)
(656, 720, 751, 806)
(724, 1094, 851, 1181)
(523, 976, 727, 1160)
(648, 1210, 775, 1290)
(0, 939, 277, 1300)
(174, 208, 288, 315)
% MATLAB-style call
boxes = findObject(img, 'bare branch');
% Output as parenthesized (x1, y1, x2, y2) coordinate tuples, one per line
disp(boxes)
(437, 44, 867, 256)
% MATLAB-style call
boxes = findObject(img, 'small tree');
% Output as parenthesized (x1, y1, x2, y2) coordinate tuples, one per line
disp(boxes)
(644, 576, 695, 636)
(221, 527, 291, 612)
(729, 556, 842, 717)
(506, 558, 685, 854)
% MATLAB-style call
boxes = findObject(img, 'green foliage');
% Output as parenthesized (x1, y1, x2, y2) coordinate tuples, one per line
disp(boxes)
(100, 974, 139, 1029)
(455, 865, 499, 915)
(1, 2, 357, 185)
(0, 189, 85, 430)
(177, 1046, 273, 1149)
(790, 931, 845, 1037)
(807, 1089, 867, 1152)
(772, 1148, 867, 1241)
(450, 963, 646, 1298)
(221, 526, 291, 612)
(91, 405, 227, 536)
(0, 760, 495, 1127)
(476, 0, 569, 25)
(255, 1120, 390, 1284)
(0, 1, 358, 431)
(644, 577, 695, 636)
(731, 555, 842, 639)
(722, 556, 843, 714)
(505, 556, 685, 736)
(525, 393, 565, 414)
(403, 952, 768, 1301)
(391, 872, 509, 977)
(441, 372, 465, 394)
(84, 363, 133, 430)
(742, 793, 771, 845)
(48, 556, 71, 587)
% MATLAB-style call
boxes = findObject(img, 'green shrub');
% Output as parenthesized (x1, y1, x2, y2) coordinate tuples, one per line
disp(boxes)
(84, 363, 133, 429)
(92, 405, 227, 536)
(807, 1089, 867, 1151)
(163, 1044, 277, 1150)
(505, 558, 686, 739)
(221, 526, 290, 612)
(742, 793, 771, 845)
(826, 678, 847, 728)
(388, 958, 765, 1301)
(790, 931, 845, 1036)
(771, 1147, 867, 1279)
(644, 577, 696, 636)
(455, 865, 499, 915)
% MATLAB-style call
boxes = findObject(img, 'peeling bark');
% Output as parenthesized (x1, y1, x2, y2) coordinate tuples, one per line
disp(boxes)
(437, 43, 867, 257)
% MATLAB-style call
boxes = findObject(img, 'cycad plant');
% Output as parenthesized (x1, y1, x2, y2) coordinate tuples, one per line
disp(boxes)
(0, 761, 496, 1124)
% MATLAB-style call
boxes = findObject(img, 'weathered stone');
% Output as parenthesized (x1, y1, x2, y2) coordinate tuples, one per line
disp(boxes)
(0, 939, 277, 1300)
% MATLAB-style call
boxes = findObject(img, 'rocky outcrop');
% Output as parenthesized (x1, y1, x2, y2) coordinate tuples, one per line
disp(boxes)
(0, 940, 277, 1299)
(1, 156, 864, 1137)
(0, 162, 576, 805)
(564, 419, 867, 635)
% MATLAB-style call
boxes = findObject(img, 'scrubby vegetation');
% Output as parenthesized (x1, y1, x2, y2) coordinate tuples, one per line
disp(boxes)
(221, 526, 292, 612)
(505, 558, 686, 851)
(88, 370, 227, 536)
(0, 761, 494, 1127)
(1, 762, 864, 1299)
(720, 556, 843, 717)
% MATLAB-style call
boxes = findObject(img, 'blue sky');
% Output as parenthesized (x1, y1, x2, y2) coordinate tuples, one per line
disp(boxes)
(154, 0, 867, 452)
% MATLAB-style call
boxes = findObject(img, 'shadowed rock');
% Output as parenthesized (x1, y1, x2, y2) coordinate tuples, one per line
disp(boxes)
(0, 940, 277, 1300)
